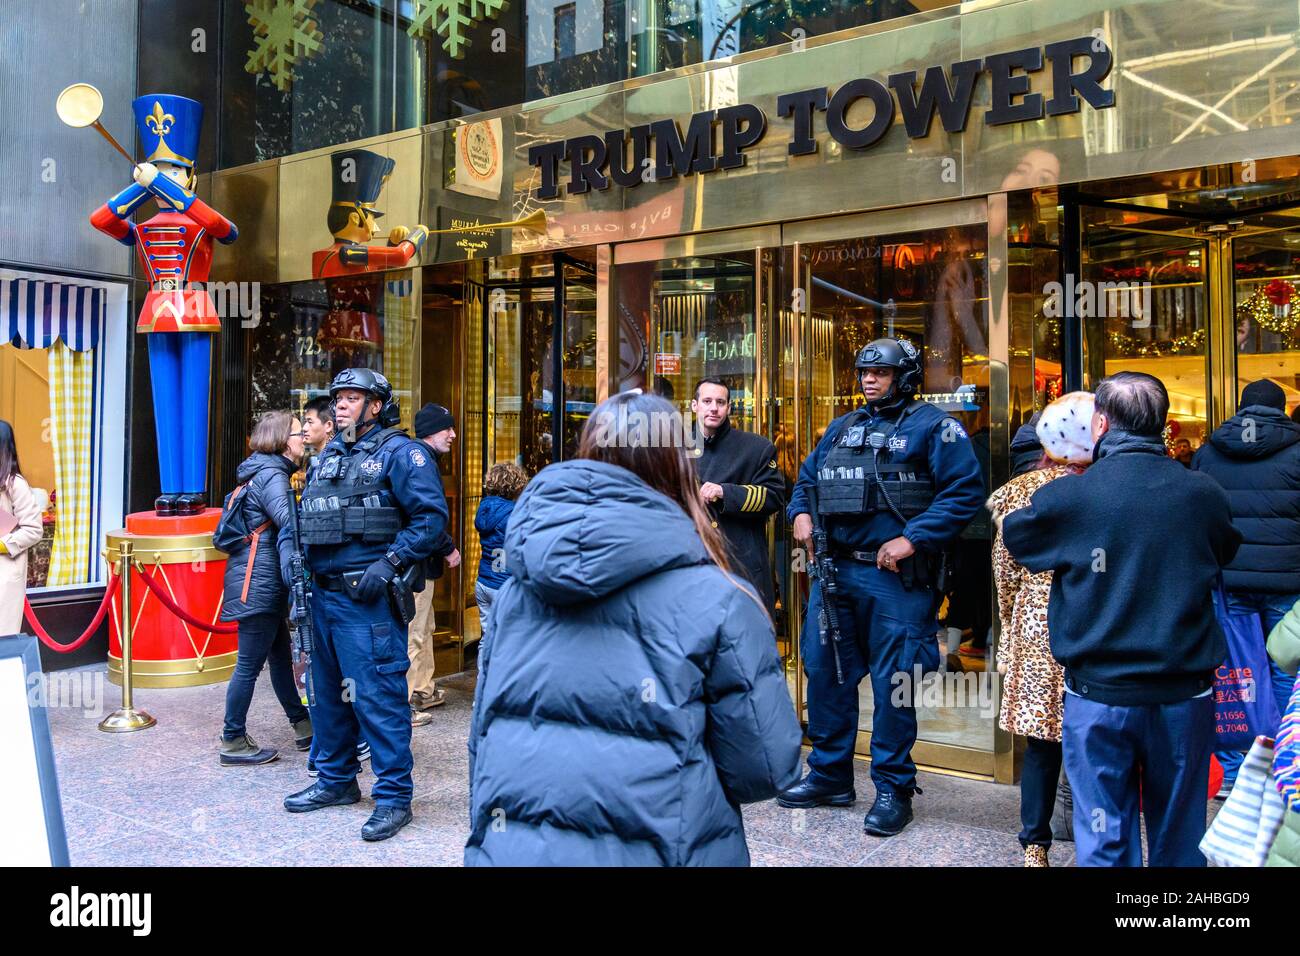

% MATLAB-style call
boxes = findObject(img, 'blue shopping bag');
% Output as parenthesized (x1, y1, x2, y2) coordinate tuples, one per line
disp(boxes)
(1213, 580, 1281, 750)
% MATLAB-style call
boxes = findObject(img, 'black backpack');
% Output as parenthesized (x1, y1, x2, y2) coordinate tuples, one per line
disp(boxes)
(213, 482, 273, 602)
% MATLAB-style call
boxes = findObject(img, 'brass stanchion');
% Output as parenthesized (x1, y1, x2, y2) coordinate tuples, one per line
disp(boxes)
(99, 540, 156, 732)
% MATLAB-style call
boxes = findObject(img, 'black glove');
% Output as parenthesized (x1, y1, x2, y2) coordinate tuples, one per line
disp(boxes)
(355, 559, 397, 602)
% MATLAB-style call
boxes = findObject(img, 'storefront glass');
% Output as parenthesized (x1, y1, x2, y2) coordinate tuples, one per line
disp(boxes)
(616, 253, 760, 428)
(1234, 228, 1300, 412)
(0, 275, 127, 592)
(217, 0, 951, 169)
(1080, 205, 1211, 447)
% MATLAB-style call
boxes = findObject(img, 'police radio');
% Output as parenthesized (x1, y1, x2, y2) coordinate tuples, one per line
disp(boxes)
(868, 430, 908, 524)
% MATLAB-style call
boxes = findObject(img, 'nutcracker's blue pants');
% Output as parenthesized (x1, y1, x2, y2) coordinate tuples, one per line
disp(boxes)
(148, 332, 211, 494)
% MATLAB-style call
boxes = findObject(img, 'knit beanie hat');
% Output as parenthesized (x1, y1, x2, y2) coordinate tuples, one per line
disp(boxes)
(1036, 391, 1095, 465)
(414, 403, 454, 438)
(1240, 379, 1285, 411)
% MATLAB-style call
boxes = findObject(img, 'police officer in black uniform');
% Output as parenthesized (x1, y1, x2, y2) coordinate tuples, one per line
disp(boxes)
(691, 377, 785, 614)
(283, 369, 448, 841)
(779, 338, 984, 836)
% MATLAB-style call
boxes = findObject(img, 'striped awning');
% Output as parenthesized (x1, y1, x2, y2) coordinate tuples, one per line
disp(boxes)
(1, 277, 105, 352)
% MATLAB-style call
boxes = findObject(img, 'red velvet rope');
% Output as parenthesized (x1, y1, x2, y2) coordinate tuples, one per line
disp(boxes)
(23, 572, 121, 653)
(132, 566, 238, 634)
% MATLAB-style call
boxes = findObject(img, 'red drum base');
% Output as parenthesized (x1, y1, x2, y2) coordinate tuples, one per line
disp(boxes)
(106, 509, 236, 688)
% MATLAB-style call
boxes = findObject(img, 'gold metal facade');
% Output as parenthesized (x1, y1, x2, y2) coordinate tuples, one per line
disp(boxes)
(200, 0, 1300, 780)
(207, 0, 1300, 285)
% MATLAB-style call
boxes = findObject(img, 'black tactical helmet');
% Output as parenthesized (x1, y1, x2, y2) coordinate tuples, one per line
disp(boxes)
(854, 337, 922, 397)
(329, 367, 401, 427)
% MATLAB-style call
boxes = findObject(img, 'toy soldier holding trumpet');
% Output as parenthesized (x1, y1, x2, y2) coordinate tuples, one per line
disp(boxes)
(60, 84, 238, 516)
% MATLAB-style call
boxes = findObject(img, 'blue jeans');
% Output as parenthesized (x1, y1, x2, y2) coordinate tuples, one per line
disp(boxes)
(308, 587, 413, 807)
(222, 612, 310, 740)
(802, 560, 939, 795)
(1214, 590, 1298, 786)
(1063, 692, 1213, 866)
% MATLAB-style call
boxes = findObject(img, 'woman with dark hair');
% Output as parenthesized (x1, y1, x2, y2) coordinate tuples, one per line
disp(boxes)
(214, 410, 311, 766)
(465, 392, 802, 866)
(0, 421, 43, 635)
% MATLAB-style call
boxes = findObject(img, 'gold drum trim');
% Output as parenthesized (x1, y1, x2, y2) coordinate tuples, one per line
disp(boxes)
(106, 530, 228, 565)
(107, 650, 237, 688)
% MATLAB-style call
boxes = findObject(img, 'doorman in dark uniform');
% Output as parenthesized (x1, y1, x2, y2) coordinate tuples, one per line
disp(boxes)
(691, 377, 785, 614)
(283, 368, 448, 841)
(779, 339, 984, 836)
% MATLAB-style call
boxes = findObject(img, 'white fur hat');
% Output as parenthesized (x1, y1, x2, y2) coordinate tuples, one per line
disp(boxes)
(1035, 391, 1095, 465)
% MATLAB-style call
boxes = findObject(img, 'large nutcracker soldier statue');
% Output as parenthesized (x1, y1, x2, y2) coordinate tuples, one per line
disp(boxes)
(87, 93, 240, 689)
(91, 93, 238, 516)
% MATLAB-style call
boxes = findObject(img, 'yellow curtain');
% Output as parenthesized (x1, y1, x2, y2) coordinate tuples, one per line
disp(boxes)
(383, 272, 418, 433)
(46, 341, 93, 586)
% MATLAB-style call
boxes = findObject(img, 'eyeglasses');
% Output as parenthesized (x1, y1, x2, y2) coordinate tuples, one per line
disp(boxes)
(292, 430, 309, 438)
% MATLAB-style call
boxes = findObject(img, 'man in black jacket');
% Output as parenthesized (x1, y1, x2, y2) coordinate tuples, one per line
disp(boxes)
(1003, 372, 1242, 866)
(1191, 379, 1300, 791)
(691, 379, 785, 614)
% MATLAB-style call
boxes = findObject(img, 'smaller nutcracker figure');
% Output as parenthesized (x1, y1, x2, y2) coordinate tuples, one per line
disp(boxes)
(312, 148, 428, 279)
(90, 94, 237, 516)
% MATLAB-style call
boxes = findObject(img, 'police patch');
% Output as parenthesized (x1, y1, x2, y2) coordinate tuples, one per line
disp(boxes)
(888, 434, 908, 453)
(360, 459, 383, 476)
(942, 418, 969, 441)
(409, 447, 428, 467)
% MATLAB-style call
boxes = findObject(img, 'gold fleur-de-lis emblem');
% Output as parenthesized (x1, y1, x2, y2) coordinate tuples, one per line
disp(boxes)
(146, 101, 174, 136)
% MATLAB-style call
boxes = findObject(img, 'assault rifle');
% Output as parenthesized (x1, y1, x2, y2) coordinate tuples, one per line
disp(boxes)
(284, 491, 316, 707)
(804, 484, 845, 685)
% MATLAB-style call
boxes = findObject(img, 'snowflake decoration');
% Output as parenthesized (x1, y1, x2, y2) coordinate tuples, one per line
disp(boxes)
(245, 0, 325, 92)
(407, 0, 509, 59)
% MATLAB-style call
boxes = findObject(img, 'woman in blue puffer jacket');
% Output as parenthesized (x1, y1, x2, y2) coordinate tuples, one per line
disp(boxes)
(473, 462, 528, 641)
(466, 392, 802, 866)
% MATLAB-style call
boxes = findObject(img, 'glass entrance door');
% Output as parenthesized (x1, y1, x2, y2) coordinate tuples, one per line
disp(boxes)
(1079, 205, 1212, 451)
(484, 253, 597, 477)
(1078, 199, 1300, 443)
(779, 203, 1003, 778)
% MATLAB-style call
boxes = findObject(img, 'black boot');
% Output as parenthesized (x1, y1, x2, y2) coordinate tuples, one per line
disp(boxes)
(776, 774, 856, 809)
(361, 805, 413, 842)
(283, 780, 362, 813)
(176, 492, 206, 516)
(863, 789, 915, 837)
(154, 493, 178, 516)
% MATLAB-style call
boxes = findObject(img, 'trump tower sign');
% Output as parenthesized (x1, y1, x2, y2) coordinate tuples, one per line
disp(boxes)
(528, 36, 1115, 200)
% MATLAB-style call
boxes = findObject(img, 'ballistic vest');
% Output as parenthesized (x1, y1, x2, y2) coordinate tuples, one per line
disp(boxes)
(299, 426, 407, 545)
(816, 405, 936, 518)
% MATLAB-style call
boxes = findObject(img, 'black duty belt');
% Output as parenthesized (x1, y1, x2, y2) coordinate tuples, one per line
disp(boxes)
(314, 571, 363, 592)
(832, 547, 878, 564)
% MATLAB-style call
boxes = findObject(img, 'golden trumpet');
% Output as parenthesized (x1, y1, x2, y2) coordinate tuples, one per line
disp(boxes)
(56, 83, 136, 167)
(424, 208, 549, 236)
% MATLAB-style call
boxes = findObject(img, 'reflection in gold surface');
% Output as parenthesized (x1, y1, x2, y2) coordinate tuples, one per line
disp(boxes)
(210, 1, 1300, 287)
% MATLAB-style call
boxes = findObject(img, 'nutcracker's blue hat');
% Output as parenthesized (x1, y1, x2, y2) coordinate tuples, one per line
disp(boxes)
(330, 148, 397, 219)
(132, 94, 202, 169)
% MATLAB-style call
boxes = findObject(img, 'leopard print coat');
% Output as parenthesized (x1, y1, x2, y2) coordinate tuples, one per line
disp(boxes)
(989, 466, 1069, 742)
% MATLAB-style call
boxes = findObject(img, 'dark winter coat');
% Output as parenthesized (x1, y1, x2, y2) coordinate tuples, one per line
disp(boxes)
(1191, 405, 1300, 594)
(1002, 430, 1242, 706)
(465, 459, 802, 867)
(218, 453, 297, 622)
(473, 495, 515, 590)
(694, 420, 784, 613)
